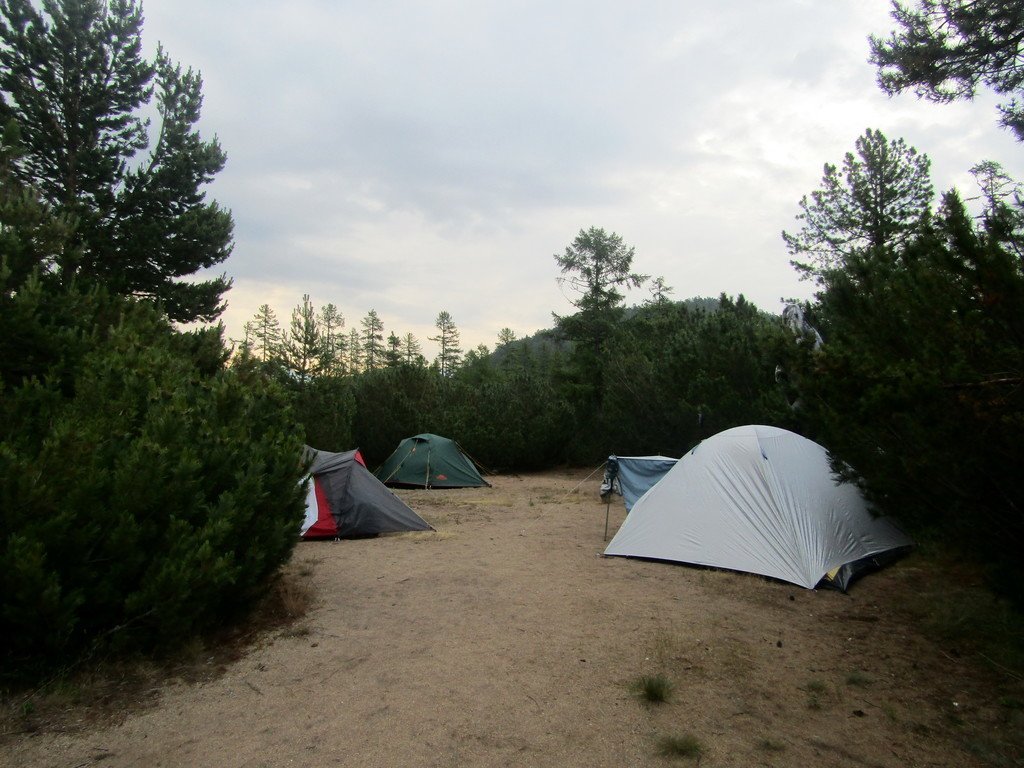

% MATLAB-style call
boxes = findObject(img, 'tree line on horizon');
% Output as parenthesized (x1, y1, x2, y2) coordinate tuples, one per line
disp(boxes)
(238, 300, 482, 379)
(232, 280, 798, 471)
(2, 0, 1023, 682)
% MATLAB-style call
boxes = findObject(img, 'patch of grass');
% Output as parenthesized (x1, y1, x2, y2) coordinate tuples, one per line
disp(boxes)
(632, 673, 673, 704)
(963, 736, 1007, 763)
(657, 733, 703, 760)
(923, 590, 1024, 665)
(909, 720, 932, 736)
(174, 636, 210, 666)
(999, 696, 1023, 710)
(1, 660, 166, 737)
(2, 565, 320, 739)
(266, 575, 313, 623)
(806, 679, 827, 694)
(945, 707, 965, 727)
(805, 678, 827, 710)
(757, 738, 786, 753)
(845, 670, 871, 687)
(902, 552, 1024, 676)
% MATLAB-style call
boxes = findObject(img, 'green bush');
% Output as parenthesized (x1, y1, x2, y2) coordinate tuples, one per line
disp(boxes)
(794, 192, 1024, 604)
(0, 283, 307, 681)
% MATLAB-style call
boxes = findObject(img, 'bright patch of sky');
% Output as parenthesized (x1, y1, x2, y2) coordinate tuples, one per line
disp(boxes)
(144, 1, 1024, 357)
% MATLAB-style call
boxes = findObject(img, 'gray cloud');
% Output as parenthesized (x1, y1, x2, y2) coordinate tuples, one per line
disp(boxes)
(144, 0, 1024, 355)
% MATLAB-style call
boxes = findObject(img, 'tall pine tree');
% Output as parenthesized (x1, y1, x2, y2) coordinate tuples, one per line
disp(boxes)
(0, 0, 233, 321)
(793, 187, 1024, 600)
(552, 227, 646, 424)
(783, 128, 933, 283)
(401, 332, 423, 367)
(430, 310, 462, 377)
(318, 302, 346, 376)
(249, 304, 283, 364)
(360, 309, 384, 371)
(283, 294, 321, 381)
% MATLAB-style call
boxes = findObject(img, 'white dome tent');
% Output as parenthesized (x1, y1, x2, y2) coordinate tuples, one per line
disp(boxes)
(604, 425, 912, 590)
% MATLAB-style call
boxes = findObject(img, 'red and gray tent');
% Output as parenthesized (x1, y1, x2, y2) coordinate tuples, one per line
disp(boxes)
(302, 447, 433, 538)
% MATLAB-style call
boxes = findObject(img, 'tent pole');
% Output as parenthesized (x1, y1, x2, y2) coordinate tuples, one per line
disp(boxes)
(604, 500, 611, 542)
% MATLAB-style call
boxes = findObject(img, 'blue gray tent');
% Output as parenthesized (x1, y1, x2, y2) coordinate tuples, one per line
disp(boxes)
(601, 455, 678, 511)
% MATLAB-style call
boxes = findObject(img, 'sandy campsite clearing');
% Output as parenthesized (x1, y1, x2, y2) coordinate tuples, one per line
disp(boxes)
(3, 469, 1022, 768)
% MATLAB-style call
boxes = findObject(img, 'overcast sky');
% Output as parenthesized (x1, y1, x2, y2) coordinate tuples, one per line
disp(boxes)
(140, 0, 1024, 357)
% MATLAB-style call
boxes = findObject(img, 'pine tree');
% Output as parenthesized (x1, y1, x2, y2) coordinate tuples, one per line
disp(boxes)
(282, 294, 321, 381)
(0, 120, 75, 289)
(793, 187, 1024, 601)
(497, 327, 517, 348)
(555, 227, 647, 318)
(249, 304, 283, 364)
(783, 128, 933, 284)
(0, 0, 233, 322)
(401, 332, 424, 367)
(231, 320, 255, 362)
(318, 303, 346, 376)
(968, 161, 1024, 244)
(0, 295, 306, 677)
(385, 332, 402, 368)
(459, 344, 495, 387)
(870, 1, 1024, 141)
(347, 327, 363, 373)
(360, 309, 385, 371)
(646, 276, 674, 305)
(430, 310, 463, 377)
(553, 227, 645, 416)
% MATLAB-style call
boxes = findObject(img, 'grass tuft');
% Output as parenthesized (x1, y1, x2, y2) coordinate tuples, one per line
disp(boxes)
(657, 733, 703, 760)
(845, 670, 871, 687)
(757, 738, 786, 753)
(806, 678, 827, 693)
(805, 678, 828, 710)
(632, 673, 673, 704)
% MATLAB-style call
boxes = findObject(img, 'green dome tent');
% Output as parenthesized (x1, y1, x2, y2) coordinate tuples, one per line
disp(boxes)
(375, 433, 489, 489)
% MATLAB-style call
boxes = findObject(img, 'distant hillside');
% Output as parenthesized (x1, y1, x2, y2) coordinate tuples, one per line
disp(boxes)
(623, 295, 722, 320)
(491, 296, 725, 364)
(490, 327, 569, 365)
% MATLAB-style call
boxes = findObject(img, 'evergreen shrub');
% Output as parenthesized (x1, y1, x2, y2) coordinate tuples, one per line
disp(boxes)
(0, 283, 306, 681)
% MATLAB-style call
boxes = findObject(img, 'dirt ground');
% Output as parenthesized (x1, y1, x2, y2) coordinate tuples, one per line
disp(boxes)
(3, 469, 1022, 767)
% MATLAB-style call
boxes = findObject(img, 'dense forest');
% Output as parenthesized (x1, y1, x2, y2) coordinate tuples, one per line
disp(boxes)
(2, 0, 1023, 681)
(235, 289, 795, 470)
